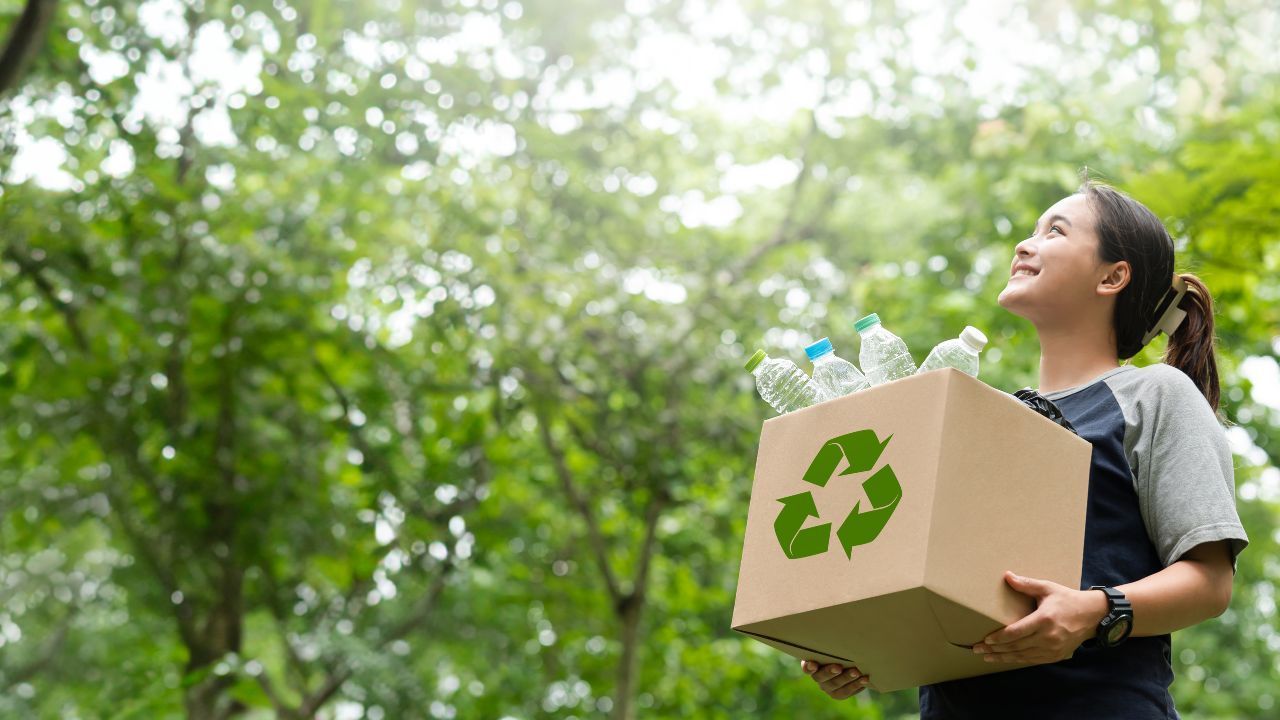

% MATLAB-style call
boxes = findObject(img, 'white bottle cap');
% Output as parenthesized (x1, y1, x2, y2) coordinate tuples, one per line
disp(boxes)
(960, 326, 988, 351)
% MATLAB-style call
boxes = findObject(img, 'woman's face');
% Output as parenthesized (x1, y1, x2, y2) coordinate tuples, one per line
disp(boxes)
(997, 193, 1120, 325)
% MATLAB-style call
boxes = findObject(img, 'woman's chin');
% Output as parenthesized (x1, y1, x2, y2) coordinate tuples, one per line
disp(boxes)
(997, 289, 1041, 324)
(998, 285, 1035, 314)
(997, 286, 1020, 309)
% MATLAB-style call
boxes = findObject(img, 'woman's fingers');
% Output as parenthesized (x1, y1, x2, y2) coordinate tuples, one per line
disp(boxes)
(818, 667, 866, 694)
(801, 660, 870, 699)
(813, 664, 845, 687)
(831, 679, 869, 699)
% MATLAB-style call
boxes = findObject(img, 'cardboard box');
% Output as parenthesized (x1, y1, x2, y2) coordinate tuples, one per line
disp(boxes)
(731, 368, 1093, 692)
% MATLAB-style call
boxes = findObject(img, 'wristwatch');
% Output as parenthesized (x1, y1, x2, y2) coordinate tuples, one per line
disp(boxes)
(1081, 585, 1134, 649)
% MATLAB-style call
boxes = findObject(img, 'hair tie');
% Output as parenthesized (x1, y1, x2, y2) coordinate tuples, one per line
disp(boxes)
(1141, 274, 1189, 345)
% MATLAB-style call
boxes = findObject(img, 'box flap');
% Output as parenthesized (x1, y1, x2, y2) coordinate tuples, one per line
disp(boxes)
(735, 586, 1036, 693)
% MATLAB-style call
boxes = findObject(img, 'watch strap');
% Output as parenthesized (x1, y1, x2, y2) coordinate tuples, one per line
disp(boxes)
(1084, 585, 1132, 649)
(1090, 584, 1131, 608)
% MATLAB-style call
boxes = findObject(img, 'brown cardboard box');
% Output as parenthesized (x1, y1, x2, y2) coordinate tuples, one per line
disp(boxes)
(731, 367, 1093, 693)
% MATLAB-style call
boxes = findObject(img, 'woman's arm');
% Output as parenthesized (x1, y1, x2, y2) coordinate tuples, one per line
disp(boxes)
(1120, 538, 1233, 637)
(970, 539, 1235, 664)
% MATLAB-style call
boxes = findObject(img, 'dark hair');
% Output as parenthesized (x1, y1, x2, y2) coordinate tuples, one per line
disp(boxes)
(1078, 178, 1221, 411)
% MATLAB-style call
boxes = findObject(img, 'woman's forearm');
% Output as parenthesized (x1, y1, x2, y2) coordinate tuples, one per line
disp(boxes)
(972, 542, 1234, 664)
(1114, 544, 1233, 637)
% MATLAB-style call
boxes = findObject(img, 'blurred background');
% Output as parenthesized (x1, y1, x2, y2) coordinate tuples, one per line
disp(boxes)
(1, 0, 1277, 717)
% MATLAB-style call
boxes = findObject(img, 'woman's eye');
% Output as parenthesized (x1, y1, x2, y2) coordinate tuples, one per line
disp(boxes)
(1051, 224, 1064, 235)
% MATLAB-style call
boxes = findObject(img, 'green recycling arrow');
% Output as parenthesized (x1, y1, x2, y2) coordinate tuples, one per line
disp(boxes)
(802, 430, 891, 486)
(836, 464, 902, 557)
(773, 429, 903, 560)
(774, 492, 831, 559)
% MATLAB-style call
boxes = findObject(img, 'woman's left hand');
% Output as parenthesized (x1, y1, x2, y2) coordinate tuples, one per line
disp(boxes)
(970, 570, 1110, 665)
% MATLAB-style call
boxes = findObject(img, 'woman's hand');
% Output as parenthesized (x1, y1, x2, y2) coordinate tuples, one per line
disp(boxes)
(801, 659, 871, 699)
(970, 570, 1110, 664)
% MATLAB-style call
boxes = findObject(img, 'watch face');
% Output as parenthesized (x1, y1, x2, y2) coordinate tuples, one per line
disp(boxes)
(1107, 616, 1133, 644)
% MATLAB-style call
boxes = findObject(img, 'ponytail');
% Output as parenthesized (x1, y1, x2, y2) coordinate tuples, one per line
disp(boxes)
(1079, 179, 1221, 412)
(1163, 272, 1220, 411)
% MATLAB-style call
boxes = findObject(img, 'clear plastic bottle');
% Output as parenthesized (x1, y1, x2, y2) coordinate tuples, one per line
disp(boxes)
(744, 349, 821, 414)
(854, 313, 918, 386)
(804, 337, 871, 401)
(916, 326, 988, 378)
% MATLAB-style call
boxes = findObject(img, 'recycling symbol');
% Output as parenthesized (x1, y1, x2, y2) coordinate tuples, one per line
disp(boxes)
(773, 429, 903, 559)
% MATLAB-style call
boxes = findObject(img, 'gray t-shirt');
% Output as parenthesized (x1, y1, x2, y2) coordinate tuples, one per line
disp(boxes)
(1041, 363, 1249, 572)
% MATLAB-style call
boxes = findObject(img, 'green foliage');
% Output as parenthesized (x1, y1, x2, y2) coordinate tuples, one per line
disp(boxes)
(1, 0, 1277, 718)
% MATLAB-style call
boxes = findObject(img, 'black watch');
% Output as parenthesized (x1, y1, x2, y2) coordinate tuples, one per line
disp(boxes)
(1082, 585, 1134, 649)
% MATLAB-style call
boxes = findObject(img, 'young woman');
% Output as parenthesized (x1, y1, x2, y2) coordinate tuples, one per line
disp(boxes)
(800, 180, 1250, 718)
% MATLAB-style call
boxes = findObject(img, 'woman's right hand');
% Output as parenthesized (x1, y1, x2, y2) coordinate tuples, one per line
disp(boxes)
(801, 659, 871, 699)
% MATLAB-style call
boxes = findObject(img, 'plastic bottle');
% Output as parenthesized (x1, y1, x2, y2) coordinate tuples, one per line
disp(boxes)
(916, 326, 989, 378)
(804, 337, 871, 401)
(744, 349, 821, 414)
(854, 313, 918, 386)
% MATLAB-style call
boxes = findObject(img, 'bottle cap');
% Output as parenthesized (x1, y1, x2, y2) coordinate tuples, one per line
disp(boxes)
(961, 326, 988, 351)
(804, 337, 834, 361)
(854, 313, 881, 334)
(745, 349, 767, 372)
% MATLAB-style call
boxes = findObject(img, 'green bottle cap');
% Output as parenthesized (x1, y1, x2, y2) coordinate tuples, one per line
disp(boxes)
(744, 349, 767, 372)
(854, 313, 882, 333)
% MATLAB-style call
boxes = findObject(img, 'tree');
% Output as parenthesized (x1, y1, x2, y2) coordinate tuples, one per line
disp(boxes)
(1, 0, 1277, 717)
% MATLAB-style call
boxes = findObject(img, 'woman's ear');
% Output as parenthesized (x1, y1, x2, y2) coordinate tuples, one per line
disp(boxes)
(1097, 260, 1131, 297)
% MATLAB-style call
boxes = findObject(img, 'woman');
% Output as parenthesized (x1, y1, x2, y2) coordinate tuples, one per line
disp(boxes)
(801, 179, 1250, 718)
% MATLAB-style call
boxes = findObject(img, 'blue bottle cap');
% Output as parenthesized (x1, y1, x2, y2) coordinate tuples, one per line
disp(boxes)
(804, 337, 834, 361)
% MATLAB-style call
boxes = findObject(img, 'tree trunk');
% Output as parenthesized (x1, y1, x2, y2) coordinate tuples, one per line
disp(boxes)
(611, 595, 645, 720)
(184, 677, 234, 720)
(181, 578, 246, 720)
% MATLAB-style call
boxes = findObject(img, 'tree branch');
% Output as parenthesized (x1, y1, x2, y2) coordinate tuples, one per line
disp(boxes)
(173, 1, 202, 184)
(3, 243, 89, 352)
(254, 671, 298, 720)
(628, 490, 665, 610)
(312, 352, 388, 478)
(564, 410, 628, 469)
(0, 0, 58, 96)
(723, 107, 825, 282)
(258, 558, 316, 697)
(1, 605, 77, 690)
(296, 559, 455, 719)
(194, 302, 246, 671)
(533, 402, 623, 605)
(659, 102, 833, 369)
(100, 479, 199, 650)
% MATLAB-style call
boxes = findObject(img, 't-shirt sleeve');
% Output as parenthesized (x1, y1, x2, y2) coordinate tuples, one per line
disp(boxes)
(1131, 366, 1250, 573)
